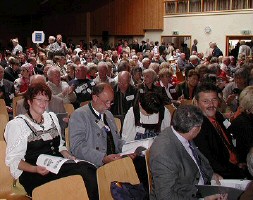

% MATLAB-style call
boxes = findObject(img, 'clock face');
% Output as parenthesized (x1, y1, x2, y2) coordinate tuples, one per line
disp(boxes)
(205, 26, 211, 33)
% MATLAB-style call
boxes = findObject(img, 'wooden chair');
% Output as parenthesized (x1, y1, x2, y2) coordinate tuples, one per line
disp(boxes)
(176, 71, 185, 83)
(80, 101, 90, 107)
(0, 99, 9, 122)
(32, 175, 89, 200)
(64, 103, 75, 117)
(145, 149, 152, 194)
(97, 157, 140, 200)
(12, 96, 23, 117)
(165, 104, 177, 116)
(0, 114, 8, 141)
(114, 117, 122, 133)
(65, 127, 70, 150)
(180, 99, 193, 105)
(0, 141, 29, 199)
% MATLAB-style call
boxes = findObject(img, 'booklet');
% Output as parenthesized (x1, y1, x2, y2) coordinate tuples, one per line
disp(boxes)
(196, 179, 251, 200)
(36, 154, 96, 174)
(120, 137, 155, 156)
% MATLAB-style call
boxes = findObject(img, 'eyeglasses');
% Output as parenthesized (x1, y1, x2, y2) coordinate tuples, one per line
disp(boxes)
(97, 95, 114, 107)
(34, 98, 50, 104)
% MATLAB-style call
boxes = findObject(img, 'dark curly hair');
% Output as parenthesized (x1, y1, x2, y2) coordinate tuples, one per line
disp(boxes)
(23, 82, 52, 111)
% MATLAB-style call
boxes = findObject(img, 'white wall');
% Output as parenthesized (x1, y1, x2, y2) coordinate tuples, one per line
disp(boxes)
(161, 10, 253, 55)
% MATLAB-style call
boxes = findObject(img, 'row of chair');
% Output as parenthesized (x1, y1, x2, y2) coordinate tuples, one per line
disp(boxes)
(0, 138, 151, 200)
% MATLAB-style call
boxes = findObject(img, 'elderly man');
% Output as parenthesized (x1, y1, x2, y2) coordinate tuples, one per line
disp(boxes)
(68, 64, 95, 108)
(194, 83, 245, 179)
(69, 83, 124, 167)
(93, 61, 114, 85)
(47, 67, 76, 104)
(177, 53, 188, 72)
(110, 71, 137, 117)
(137, 68, 171, 105)
(49, 34, 69, 57)
(11, 38, 23, 55)
(150, 105, 224, 200)
(185, 55, 199, 77)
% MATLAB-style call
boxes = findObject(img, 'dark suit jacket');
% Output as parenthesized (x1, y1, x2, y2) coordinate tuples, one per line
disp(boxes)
(137, 83, 171, 105)
(150, 127, 213, 200)
(110, 84, 137, 116)
(1, 79, 15, 106)
(228, 112, 253, 163)
(194, 113, 243, 179)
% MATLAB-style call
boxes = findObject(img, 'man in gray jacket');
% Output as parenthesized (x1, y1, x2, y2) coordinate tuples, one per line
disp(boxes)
(69, 82, 124, 167)
(150, 105, 225, 200)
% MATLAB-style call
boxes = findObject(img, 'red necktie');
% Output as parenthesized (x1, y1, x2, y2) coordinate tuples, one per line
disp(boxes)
(209, 118, 238, 165)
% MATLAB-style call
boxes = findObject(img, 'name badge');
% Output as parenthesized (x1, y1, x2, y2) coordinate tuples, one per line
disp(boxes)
(40, 133, 53, 141)
(95, 119, 111, 132)
(223, 119, 231, 129)
(95, 119, 104, 129)
(169, 89, 176, 93)
(87, 88, 92, 94)
(126, 95, 134, 101)
(136, 126, 145, 134)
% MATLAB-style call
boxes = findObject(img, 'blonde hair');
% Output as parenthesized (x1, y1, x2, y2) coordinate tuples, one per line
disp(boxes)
(239, 86, 253, 112)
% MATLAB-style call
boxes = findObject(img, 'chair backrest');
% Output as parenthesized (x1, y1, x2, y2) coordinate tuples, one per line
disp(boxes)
(64, 103, 75, 117)
(0, 141, 13, 193)
(32, 175, 89, 200)
(65, 127, 70, 150)
(114, 117, 122, 133)
(180, 99, 193, 105)
(0, 114, 8, 141)
(0, 99, 9, 122)
(12, 96, 23, 117)
(176, 71, 185, 83)
(80, 101, 90, 107)
(97, 157, 140, 200)
(145, 149, 152, 194)
(165, 104, 176, 116)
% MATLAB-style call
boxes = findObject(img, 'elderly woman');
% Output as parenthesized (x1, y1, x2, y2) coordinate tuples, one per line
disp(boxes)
(4, 82, 98, 200)
(228, 86, 253, 167)
(223, 67, 249, 112)
(122, 91, 171, 142)
(14, 63, 32, 96)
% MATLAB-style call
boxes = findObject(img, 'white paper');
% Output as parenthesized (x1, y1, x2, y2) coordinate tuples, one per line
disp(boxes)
(211, 179, 251, 191)
(120, 137, 155, 156)
(36, 154, 68, 174)
(36, 154, 97, 174)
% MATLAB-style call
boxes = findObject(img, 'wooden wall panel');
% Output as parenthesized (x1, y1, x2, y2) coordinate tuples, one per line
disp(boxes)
(91, 0, 155, 35)
(42, 13, 87, 37)
(144, 0, 164, 30)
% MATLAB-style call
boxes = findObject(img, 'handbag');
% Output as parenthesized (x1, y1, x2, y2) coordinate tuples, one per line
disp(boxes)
(110, 181, 148, 200)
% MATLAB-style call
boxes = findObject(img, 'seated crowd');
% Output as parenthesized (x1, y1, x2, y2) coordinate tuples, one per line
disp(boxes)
(1, 35, 253, 200)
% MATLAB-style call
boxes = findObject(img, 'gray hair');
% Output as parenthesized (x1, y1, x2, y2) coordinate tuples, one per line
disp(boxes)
(247, 147, 253, 176)
(172, 105, 203, 133)
(143, 68, 157, 81)
(239, 86, 253, 112)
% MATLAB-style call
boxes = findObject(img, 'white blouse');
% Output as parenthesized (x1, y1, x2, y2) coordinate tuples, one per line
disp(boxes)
(4, 112, 67, 179)
(122, 107, 171, 142)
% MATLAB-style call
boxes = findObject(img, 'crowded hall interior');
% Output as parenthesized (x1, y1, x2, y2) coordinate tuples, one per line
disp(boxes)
(0, 0, 253, 199)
